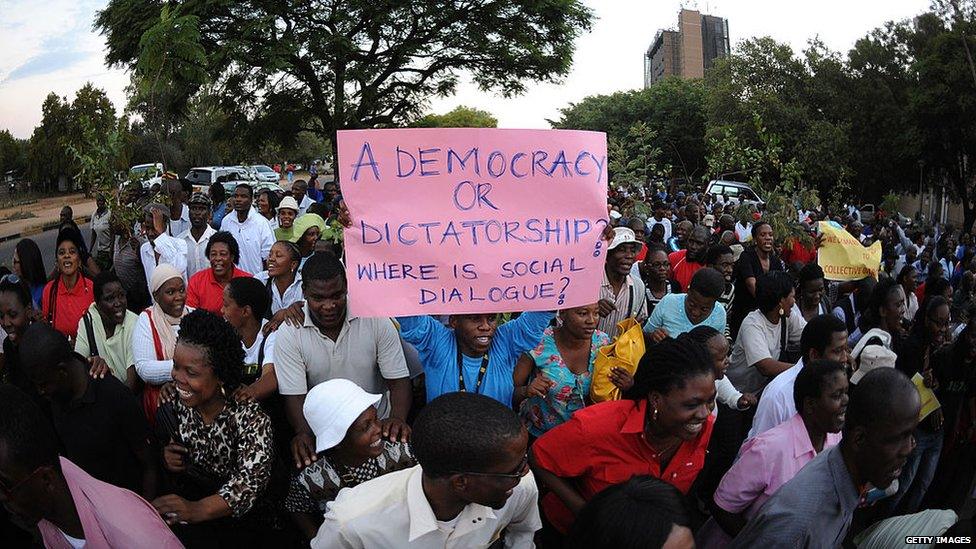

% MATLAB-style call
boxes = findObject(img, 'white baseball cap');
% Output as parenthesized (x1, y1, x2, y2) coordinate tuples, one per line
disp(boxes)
(303, 379, 381, 453)
(608, 227, 637, 250)
(277, 196, 300, 213)
(851, 345, 898, 385)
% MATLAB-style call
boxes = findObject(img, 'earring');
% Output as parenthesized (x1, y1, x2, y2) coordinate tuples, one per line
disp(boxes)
(652, 406, 659, 422)
(779, 308, 785, 316)
(220, 385, 226, 397)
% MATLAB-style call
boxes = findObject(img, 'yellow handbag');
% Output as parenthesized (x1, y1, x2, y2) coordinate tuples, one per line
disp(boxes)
(590, 318, 646, 403)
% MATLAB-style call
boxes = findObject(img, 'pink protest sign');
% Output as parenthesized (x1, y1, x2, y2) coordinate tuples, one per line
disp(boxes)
(338, 128, 608, 317)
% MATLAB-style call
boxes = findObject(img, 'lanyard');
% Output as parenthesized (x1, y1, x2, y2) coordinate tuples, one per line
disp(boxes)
(456, 346, 490, 394)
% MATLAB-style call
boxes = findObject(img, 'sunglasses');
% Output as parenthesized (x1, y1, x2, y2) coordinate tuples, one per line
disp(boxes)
(452, 454, 530, 481)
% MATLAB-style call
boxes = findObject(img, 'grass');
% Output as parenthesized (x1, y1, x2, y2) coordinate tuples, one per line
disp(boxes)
(1, 211, 36, 222)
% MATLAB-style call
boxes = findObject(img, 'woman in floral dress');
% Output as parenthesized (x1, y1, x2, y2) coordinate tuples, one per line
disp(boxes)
(513, 303, 631, 438)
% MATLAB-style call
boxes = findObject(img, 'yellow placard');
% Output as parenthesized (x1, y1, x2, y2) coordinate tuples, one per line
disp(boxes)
(911, 373, 941, 421)
(817, 221, 882, 281)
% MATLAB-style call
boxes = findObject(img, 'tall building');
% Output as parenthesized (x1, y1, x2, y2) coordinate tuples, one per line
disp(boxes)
(644, 8, 730, 87)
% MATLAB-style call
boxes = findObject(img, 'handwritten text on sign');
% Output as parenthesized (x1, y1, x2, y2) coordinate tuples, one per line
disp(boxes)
(338, 128, 609, 316)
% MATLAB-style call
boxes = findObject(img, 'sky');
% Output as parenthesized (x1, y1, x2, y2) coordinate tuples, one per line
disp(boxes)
(0, 0, 932, 140)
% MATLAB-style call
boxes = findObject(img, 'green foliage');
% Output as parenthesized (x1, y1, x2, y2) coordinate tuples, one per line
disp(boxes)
(608, 121, 668, 217)
(412, 106, 498, 128)
(0, 130, 27, 177)
(552, 78, 707, 180)
(97, 0, 594, 160)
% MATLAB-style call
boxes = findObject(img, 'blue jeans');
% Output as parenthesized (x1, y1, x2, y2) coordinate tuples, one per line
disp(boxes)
(888, 427, 943, 514)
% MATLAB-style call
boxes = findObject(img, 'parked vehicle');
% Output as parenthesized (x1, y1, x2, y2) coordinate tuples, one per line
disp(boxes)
(250, 164, 280, 183)
(128, 163, 164, 189)
(704, 180, 764, 207)
(859, 204, 876, 224)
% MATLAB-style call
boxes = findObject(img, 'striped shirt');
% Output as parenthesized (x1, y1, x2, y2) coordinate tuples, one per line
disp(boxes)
(598, 271, 648, 336)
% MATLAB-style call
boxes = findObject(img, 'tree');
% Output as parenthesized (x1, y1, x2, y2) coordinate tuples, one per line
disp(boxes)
(908, 11, 976, 231)
(551, 77, 707, 181)
(411, 106, 497, 128)
(26, 93, 72, 191)
(96, 0, 593, 164)
(0, 130, 27, 177)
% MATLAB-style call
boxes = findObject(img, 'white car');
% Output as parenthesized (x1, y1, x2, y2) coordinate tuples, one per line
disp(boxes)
(128, 163, 164, 189)
(704, 180, 764, 207)
(250, 164, 280, 183)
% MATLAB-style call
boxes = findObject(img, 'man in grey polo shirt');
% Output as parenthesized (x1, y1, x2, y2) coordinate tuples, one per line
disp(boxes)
(276, 252, 412, 470)
(730, 367, 920, 549)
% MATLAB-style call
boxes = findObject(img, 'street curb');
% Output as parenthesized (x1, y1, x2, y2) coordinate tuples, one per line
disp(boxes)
(0, 215, 92, 245)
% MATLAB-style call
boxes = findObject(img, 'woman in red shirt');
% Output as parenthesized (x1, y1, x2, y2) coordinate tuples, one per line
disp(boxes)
(42, 231, 94, 340)
(530, 336, 716, 535)
(186, 231, 251, 314)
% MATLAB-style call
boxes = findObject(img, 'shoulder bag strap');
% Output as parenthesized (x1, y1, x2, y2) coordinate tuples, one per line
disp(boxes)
(264, 276, 274, 321)
(46, 276, 59, 323)
(83, 313, 99, 356)
(257, 333, 268, 368)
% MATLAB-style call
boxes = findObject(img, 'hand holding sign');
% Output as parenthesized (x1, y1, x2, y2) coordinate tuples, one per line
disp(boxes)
(339, 129, 608, 317)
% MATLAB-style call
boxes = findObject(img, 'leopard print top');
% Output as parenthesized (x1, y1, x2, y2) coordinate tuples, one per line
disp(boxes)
(173, 397, 273, 516)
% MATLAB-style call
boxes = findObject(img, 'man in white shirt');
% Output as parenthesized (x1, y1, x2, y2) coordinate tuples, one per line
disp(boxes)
(747, 314, 850, 440)
(163, 179, 191, 236)
(139, 204, 187, 284)
(646, 200, 673, 241)
(292, 179, 314, 215)
(177, 192, 217, 278)
(220, 183, 275, 274)
(312, 392, 540, 548)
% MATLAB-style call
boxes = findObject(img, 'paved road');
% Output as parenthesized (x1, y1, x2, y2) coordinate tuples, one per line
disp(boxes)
(0, 222, 91, 274)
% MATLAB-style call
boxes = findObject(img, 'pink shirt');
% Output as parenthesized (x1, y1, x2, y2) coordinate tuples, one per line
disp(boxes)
(37, 457, 182, 549)
(714, 413, 842, 518)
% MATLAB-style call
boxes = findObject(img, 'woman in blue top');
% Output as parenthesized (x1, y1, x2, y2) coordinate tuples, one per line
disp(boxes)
(513, 303, 622, 437)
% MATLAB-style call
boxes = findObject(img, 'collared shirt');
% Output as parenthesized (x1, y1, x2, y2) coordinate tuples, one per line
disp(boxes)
(168, 203, 191, 237)
(220, 208, 276, 275)
(597, 270, 647, 336)
(275, 304, 409, 419)
(139, 233, 188, 285)
(90, 208, 113, 254)
(729, 444, 860, 549)
(716, 413, 842, 520)
(74, 303, 139, 383)
(397, 312, 554, 406)
(643, 293, 726, 337)
(186, 266, 252, 313)
(253, 271, 304, 314)
(49, 375, 149, 494)
(311, 465, 541, 549)
(178, 224, 217, 278)
(668, 249, 704, 291)
(41, 276, 94, 339)
(297, 194, 314, 216)
(37, 457, 182, 549)
(748, 358, 804, 440)
(727, 308, 806, 395)
(532, 398, 714, 533)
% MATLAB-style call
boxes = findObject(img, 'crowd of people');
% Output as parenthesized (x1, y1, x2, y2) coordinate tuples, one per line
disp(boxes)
(0, 176, 973, 548)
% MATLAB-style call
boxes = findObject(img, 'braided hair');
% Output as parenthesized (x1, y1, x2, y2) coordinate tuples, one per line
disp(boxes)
(625, 336, 714, 400)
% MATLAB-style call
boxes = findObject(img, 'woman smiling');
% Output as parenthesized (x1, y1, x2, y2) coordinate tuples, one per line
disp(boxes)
(530, 336, 716, 535)
(186, 231, 252, 314)
(152, 309, 273, 545)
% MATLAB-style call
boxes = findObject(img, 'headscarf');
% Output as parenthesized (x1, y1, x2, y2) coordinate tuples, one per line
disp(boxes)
(289, 213, 326, 246)
(149, 263, 187, 360)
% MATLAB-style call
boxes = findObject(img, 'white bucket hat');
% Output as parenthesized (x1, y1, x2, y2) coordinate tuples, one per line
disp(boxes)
(277, 195, 300, 213)
(851, 345, 898, 385)
(303, 379, 381, 453)
(608, 227, 637, 250)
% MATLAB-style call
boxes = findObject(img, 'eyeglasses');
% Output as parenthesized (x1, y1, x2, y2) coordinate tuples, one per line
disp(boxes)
(451, 454, 530, 481)
(0, 466, 45, 499)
